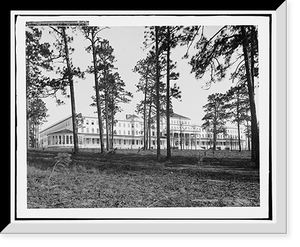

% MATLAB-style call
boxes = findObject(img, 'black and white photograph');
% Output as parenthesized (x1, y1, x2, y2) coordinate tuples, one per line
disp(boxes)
(6, 7, 287, 234)
(26, 23, 262, 210)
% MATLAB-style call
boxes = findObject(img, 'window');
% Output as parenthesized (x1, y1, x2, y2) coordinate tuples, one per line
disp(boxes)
(97, 138, 99, 144)
(119, 140, 121, 145)
(97, 128, 99, 133)
(86, 120, 89, 125)
(66, 136, 69, 144)
(91, 121, 94, 125)
(128, 130, 130, 135)
(136, 140, 139, 145)
(123, 123, 125, 127)
(132, 140, 135, 145)
(86, 128, 89, 133)
(124, 140, 126, 145)
(136, 130, 138, 135)
(119, 130, 121, 135)
(123, 130, 126, 135)
(119, 123, 121, 127)
(92, 138, 94, 144)
(92, 128, 94, 133)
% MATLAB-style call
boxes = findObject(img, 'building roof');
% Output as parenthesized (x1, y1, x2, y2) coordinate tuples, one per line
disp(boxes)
(48, 128, 73, 135)
(40, 115, 72, 133)
(170, 112, 191, 120)
(126, 114, 139, 119)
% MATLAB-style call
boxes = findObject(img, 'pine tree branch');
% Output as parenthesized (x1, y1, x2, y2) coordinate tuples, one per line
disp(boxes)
(49, 26, 63, 36)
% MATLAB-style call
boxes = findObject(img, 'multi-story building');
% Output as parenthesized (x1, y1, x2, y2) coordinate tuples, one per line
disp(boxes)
(38, 112, 247, 150)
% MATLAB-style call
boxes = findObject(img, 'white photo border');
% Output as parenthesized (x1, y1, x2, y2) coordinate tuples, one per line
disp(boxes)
(16, 14, 270, 220)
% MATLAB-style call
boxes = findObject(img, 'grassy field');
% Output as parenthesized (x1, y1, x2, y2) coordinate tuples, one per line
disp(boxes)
(27, 148, 259, 208)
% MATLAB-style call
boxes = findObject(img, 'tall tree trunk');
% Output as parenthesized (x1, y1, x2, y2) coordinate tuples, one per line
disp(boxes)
(91, 31, 104, 153)
(237, 120, 241, 152)
(241, 26, 259, 167)
(166, 26, 171, 159)
(213, 123, 217, 152)
(143, 77, 148, 150)
(246, 119, 251, 151)
(61, 27, 78, 153)
(111, 112, 114, 149)
(213, 105, 217, 152)
(105, 90, 110, 151)
(237, 87, 242, 152)
(148, 104, 152, 149)
(250, 26, 256, 94)
(155, 26, 161, 160)
(32, 123, 35, 148)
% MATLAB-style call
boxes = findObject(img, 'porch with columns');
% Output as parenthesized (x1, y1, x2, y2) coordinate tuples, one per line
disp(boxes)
(47, 129, 84, 148)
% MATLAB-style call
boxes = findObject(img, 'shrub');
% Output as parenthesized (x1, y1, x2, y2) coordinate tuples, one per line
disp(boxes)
(48, 153, 72, 186)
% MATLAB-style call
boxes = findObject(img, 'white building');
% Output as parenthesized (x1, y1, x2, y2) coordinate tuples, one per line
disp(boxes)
(39, 112, 247, 150)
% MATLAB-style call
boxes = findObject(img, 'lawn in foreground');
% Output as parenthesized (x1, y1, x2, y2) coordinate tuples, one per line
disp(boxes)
(27, 149, 259, 208)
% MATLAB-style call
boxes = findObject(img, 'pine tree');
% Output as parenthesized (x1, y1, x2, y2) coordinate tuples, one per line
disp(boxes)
(26, 26, 85, 152)
(161, 26, 182, 159)
(106, 72, 133, 148)
(202, 93, 228, 152)
(88, 39, 132, 150)
(26, 26, 53, 148)
(82, 26, 108, 153)
(93, 39, 116, 151)
(27, 98, 49, 148)
(182, 25, 260, 166)
(133, 53, 156, 150)
(223, 84, 250, 151)
(49, 26, 84, 153)
(142, 26, 181, 159)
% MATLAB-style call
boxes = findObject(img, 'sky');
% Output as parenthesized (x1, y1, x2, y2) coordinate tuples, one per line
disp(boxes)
(38, 26, 254, 130)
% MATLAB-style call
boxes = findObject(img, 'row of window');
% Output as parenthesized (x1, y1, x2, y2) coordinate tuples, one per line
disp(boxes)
(85, 138, 143, 146)
(81, 127, 141, 136)
(83, 120, 241, 135)
(81, 128, 243, 140)
(171, 119, 190, 125)
(85, 119, 141, 129)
